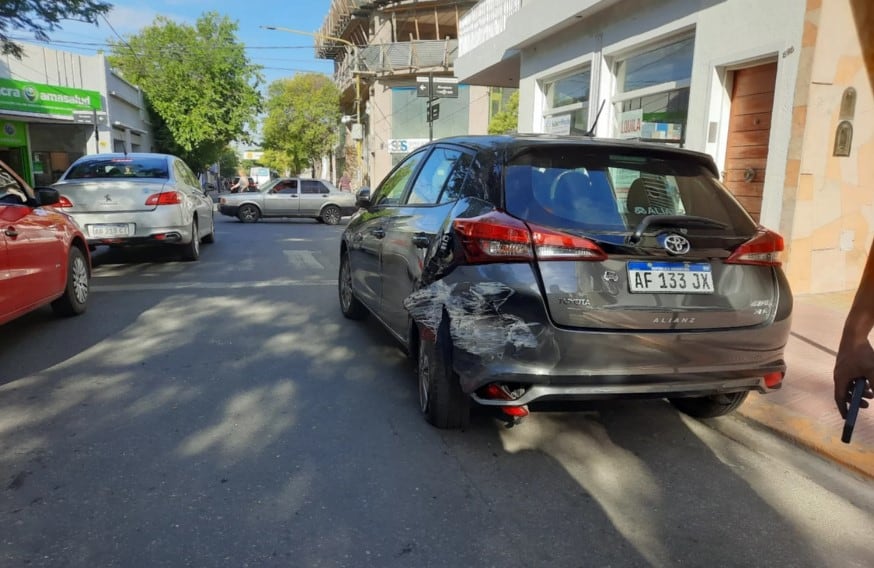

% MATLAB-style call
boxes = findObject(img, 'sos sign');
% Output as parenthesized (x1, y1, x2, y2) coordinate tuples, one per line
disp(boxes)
(388, 138, 429, 154)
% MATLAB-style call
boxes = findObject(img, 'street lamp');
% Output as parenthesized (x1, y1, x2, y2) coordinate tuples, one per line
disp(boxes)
(260, 25, 364, 186)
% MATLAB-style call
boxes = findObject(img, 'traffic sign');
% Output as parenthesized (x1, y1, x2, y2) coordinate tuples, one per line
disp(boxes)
(416, 76, 431, 98)
(432, 77, 459, 98)
(428, 103, 440, 122)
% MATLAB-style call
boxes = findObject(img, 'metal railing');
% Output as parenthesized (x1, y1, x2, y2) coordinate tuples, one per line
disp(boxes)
(334, 39, 459, 89)
(458, 0, 522, 56)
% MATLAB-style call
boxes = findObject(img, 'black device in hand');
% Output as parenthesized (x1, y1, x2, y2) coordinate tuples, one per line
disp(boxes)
(841, 378, 868, 444)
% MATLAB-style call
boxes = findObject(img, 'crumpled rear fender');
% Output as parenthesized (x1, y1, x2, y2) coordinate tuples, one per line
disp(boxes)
(404, 265, 559, 393)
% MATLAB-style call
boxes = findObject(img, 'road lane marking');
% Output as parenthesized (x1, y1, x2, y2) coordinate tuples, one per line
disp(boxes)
(283, 250, 325, 271)
(92, 279, 337, 292)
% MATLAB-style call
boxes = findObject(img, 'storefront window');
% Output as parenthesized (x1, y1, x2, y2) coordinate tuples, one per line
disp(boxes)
(543, 68, 591, 135)
(613, 36, 694, 145)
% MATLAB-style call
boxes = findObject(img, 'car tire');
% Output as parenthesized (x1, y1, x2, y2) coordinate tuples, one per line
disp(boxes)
(418, 315, 470, 430)
(238, 204, 260, 223)
(321, 205, 341, 225)
(339, 251, 367, 320)
(181, 219, 200, 261)
(668, 391, 749, 418)
(51, 247, 89, 317)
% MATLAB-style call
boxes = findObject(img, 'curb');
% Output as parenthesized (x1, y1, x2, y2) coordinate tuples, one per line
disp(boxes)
(737, 393, 874, 480)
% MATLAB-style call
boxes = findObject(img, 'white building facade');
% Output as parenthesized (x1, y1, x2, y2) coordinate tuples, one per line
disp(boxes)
(456, 0, 874, 295)
(0, 42, 152, 185)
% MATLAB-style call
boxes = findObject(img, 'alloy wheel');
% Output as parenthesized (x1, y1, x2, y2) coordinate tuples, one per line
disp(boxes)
(418, 343, 431, 413)
(340, 258, 353, 310)
(71, 255, 89, 304)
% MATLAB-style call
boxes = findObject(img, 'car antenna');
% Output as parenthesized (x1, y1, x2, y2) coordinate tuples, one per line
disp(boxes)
(584, 100, 606, 137)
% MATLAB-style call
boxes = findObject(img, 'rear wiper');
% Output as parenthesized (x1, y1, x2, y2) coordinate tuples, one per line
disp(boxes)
(628, 215, 729, 244)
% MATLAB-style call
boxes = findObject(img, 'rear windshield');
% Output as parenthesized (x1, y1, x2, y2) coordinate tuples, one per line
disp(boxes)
(64, 157, 169, 180)
(504, 147, 757, 236)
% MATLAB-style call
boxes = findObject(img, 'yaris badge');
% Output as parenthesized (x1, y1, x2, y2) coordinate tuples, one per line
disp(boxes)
(660, 233, 690, 255)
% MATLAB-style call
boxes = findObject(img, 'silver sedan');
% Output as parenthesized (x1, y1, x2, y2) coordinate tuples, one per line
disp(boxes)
(51, 153, 216, 261)
(218, 177, 357, 225)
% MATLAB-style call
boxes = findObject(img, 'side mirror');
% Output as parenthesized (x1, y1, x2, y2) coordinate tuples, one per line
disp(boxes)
(356, 187, 372, 208)
(35, 187, 60, 206)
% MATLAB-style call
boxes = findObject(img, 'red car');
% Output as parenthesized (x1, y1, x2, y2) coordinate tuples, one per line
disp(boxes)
(0, 159, 91, 326)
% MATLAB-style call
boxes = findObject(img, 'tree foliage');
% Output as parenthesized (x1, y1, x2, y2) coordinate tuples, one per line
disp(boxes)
(261, 73, 340, 176)
(488, 90, 519, 135)
(107, 12, 262, 171)
(0, 0, 111, 58)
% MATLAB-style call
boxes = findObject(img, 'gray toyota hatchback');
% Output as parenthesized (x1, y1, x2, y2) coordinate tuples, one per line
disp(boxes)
(339, 135, 792, 429)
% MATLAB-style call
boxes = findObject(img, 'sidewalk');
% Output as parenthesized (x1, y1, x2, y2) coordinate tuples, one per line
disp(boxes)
(736, 291, 874, 479)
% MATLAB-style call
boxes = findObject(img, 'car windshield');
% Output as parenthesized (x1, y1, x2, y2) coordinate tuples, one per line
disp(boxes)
(503, 146, 757, 237)
(64, 157, 169, 180)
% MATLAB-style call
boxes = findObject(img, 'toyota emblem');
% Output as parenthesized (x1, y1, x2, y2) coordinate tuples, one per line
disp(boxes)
(661, 233, 691, 255)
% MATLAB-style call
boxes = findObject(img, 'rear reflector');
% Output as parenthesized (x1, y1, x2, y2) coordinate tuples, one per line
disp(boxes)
(481, 383, 530, 418)
(725, 229, 784, 267)
(145, 191, 182, 206)
(764, 371, 784, 388)
(452, 211, 606, 264)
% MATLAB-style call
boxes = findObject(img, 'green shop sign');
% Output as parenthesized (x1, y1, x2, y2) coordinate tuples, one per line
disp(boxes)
(0, 78, 101, 117)
(0, 120, 26, 146)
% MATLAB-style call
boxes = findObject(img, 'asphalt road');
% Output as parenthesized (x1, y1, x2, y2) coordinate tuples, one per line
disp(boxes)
(2, 214, 873, 567)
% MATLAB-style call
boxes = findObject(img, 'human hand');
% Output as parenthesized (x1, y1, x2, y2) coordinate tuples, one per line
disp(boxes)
(833, 339, 874, 418)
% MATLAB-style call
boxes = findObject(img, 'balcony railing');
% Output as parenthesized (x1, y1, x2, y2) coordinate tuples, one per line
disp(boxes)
(334, 39, 459, 89)
(458, 0, 522, 56)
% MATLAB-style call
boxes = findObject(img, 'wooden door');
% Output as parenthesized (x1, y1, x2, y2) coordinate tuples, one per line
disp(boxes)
(723, 62, 777, 222)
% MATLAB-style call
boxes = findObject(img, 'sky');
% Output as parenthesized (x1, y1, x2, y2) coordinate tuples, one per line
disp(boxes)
(20, 0, 336, 89)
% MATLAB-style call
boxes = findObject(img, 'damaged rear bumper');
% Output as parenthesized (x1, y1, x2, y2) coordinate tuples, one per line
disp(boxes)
(404, 264, 791, 406)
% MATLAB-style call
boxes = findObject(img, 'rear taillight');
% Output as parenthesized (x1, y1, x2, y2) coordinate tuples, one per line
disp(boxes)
(55, 195, 73, 208)
(145, 191, 181, 206)
(452, 211, 607, 264)
(528, 223, 607, 261)
(725, 229, 784, 266)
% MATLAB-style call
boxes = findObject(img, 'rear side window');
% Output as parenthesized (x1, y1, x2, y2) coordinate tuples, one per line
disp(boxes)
(301, 180, 328, 194)
(504, 147, 756, 235)
(65, 157, 170, 180)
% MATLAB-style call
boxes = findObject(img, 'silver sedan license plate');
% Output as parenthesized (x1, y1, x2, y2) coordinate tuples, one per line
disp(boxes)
(89, 223, 132, 238)
(627, 261, 714, 294)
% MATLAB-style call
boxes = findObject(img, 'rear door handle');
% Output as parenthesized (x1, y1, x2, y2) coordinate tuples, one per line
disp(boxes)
(4, 227, 18, 238)
(412, 234, 431, 248)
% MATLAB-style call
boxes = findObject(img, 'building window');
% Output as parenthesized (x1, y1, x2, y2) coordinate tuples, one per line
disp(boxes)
(543, 68, 591, 135)
(613, 35, 694, 144)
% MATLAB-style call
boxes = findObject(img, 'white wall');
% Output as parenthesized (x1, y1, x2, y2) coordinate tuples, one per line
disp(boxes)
(515, 0, 803, 229)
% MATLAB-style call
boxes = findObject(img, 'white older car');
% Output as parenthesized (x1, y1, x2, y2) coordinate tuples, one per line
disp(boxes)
(51, 153, 216, 261)
(219, 177, 357, 225)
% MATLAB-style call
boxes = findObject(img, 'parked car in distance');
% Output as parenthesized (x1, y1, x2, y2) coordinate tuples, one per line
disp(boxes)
(0, 159, 91, 326)
(338, 134, 792, 429)
(51, 153, 216, 261)
(219, 177, 357, 225)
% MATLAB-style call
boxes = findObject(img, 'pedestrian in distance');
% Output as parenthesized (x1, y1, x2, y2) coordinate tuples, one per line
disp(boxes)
(338, 171, 352, 192)
(834, 237, 874, 418)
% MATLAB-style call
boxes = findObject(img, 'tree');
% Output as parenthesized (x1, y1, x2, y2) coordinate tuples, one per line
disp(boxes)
(107, 12, 262, 171)
(488, 90, 519, 135)
(217, 146, 239, 179)
(0, 0, 111, 58)
(261, 74, 340, 177)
